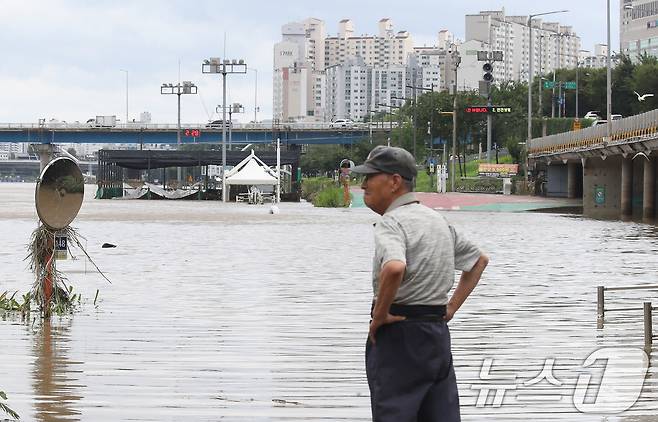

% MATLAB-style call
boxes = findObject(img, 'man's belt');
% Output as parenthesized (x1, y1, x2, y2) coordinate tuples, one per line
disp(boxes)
(372, 302, 447, 319)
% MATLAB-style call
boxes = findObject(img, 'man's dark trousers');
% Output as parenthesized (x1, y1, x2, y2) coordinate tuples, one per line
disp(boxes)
(366, 320, 461, 422)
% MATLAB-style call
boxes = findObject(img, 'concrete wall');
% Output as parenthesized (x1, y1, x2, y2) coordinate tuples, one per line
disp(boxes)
(547, 164, 568, 197)
(583, 156, 622, 219)
(632, 157, 644, 220)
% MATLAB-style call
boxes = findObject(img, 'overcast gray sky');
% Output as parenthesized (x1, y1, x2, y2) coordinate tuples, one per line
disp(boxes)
(1, 1, 619, 124)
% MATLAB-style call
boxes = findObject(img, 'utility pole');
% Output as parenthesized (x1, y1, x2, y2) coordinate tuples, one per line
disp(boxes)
(451, 47, 461, 192)
(202, 57, 247, 202)
(412, 72, 417, 159)
(406, 80, 435, 160)
(161, 81, 198, 184)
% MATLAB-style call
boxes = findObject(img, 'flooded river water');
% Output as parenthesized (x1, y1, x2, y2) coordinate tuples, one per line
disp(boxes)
(1, 183, 658, 421)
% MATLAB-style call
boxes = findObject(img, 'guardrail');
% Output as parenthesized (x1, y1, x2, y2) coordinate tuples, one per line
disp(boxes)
(0, 122, 388, 131)
(529, 109, 658, 156)
(597, 284, 658, 355)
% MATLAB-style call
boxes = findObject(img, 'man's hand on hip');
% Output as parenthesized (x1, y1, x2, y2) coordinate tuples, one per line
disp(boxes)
(369, 313, 406, 345)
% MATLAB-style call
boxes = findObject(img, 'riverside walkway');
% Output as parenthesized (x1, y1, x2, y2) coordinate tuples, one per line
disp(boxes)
(0, 183, 656, 420)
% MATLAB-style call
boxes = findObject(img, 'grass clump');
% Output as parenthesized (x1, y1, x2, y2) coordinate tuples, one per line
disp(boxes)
(301, 177, 336, 202)
(313, 186, 350, 207)
(0, 391, 19, 420)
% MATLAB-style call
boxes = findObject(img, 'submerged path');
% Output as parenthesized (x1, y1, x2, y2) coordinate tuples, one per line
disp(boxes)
(0, 183, 656, 421)
(351, 188, 581, 212)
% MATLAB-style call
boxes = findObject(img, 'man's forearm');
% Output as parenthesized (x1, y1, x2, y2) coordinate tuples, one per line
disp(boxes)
(448, 254, 489, 314)
(372, 261, 405, 320)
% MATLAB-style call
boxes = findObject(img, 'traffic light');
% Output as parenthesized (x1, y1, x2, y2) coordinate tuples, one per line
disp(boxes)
(483, 62, 494, 82)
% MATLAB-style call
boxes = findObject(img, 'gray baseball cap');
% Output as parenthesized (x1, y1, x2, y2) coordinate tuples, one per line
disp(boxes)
(351, 146, 417, 181)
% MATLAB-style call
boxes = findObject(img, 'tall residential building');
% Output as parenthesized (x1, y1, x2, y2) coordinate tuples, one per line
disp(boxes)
(273, 19, 327, 122)
(324, 18, 414, 68)
(621, 0, 658, 61)
(325, 57, 436, 122)
(579, 44, 610, 68)
(412, 47, 446, 90)
(465, 9, 581, 85)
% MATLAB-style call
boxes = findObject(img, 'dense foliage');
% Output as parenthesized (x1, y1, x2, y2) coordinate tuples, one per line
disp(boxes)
(299, 55, 658, 175)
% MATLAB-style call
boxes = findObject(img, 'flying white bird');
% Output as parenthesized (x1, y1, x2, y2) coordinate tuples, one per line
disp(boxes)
(634, 91, 654, 101)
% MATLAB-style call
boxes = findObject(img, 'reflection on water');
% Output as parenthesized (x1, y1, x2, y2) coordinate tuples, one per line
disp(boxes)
(0, 183, 657, 421)
(32, 319, 82, 422)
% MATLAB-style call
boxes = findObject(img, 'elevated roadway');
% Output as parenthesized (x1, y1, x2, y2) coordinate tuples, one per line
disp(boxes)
(0, 122, 388, 145)
(529, 109, 658, 220)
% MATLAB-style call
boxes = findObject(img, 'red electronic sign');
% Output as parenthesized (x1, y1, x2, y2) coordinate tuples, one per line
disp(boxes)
(465, 106, 489, 113)
(184, 129, 201, 137)
(465, 106, 512, 114)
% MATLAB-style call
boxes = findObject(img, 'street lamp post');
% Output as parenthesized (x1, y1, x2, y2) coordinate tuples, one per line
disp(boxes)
(161, 81, 198, 144)
(606, 0, 612, 137)
(575, 61, 581, 118)
(248, 68, 259, 123)
(202, 58, 247, 202)
(377, 103, 402, 146)
(119, 69, 129, 126)
(161, 81, 198, 184)
(450, 46, 461, 192)
(217, 103, 244, 148)
(527, 9, 568, 184)
(406, 81, 435, 161)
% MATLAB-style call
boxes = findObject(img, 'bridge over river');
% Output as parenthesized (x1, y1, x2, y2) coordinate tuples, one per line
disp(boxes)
(529, 109, 658, 221)
(0, 122, 385, 146)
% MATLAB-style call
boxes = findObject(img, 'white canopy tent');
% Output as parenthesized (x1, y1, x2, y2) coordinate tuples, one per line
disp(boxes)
(224, 150, 280, 202)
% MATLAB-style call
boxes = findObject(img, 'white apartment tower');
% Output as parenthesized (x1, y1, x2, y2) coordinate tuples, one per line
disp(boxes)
(273, 19, 327, 122)
(465, 9, 581, 85)
(620, 0, 658, 61)
(324, 19, 414, 68)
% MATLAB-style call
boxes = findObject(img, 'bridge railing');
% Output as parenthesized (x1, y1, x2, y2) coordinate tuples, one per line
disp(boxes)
(529, 109, 658, 156)
(0, 122, 382, 131)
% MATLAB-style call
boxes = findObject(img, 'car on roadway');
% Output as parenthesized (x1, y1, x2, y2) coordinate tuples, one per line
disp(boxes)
(329, 119, 354, 128)
(205, 120, 233, 128)
(584, 111, 601, 119)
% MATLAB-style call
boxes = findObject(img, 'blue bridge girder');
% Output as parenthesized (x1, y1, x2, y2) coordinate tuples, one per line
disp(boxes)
(0, 124, 383, 145)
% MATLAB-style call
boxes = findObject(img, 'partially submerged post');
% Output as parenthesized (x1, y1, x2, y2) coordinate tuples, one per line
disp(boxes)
(32, 151, 84, 317)
(644, 302, 653, 356)
(597, 286, 605, 329)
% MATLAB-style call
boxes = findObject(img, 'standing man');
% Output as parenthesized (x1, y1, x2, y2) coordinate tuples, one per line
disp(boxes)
(352, 146, 488, 421)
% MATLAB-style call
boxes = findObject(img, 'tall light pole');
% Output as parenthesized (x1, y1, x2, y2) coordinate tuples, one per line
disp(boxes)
(119, 69, 129, 125)
(161, 81, 198, 145)
(606, 0, 612, 137)
(161, 81, 198, 185)
(526, 9, 568, 184)
(575, 61, 581, 118)
(202, 57, 247, 202)
(248, 68, 259, 123)
(450, 45, 461, 192)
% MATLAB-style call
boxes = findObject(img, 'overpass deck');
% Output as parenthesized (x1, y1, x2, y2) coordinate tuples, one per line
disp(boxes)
(0, 122, 389, 145)
(529, 109, 658, 159)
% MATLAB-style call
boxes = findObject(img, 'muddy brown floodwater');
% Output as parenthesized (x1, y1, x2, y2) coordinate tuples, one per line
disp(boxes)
(1, 183, 658, 421)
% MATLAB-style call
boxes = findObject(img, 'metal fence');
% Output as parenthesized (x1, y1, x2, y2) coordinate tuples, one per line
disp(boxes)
(597, 284, 658, 355)
(0, 122, 388, 131)
(530, 109, 658, 155)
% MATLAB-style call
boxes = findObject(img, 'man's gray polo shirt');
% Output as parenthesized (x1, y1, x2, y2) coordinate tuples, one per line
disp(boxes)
(372, 192, 482, 306)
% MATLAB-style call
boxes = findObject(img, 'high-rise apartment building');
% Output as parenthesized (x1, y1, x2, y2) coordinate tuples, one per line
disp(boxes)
(465, 9, 581, 84)
(273, 19, 327, 122)
(324, 19, 414, 69)
(621, 0, 658, 61)
(579, 44, 610, 68)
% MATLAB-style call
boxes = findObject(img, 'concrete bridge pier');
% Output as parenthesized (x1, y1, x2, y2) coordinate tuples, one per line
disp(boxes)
(621, 156, 633, 221)
(567, 162, 581, 199)
(644, 156, 655, 222)
(35, 144, 54, 172)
